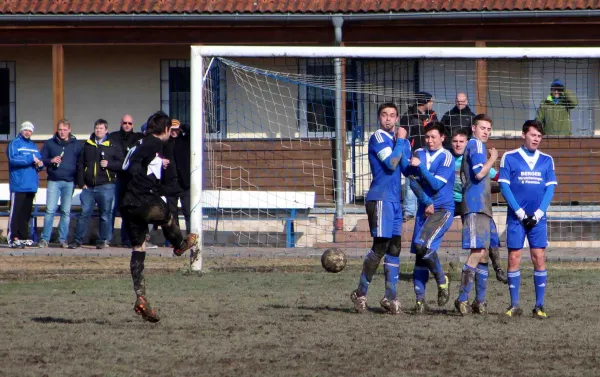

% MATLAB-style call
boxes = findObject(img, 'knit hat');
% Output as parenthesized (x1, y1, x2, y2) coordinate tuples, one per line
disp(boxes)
(551, 79, 565, 90)
(415, 91, 433, 105)
(20, 121, 34, 132)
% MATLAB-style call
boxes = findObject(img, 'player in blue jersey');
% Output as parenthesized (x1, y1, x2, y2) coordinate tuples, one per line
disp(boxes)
(351, 102, 412, 315)
(454, 114, 499, 315)
(451, 129, 507, 284)
(405, 122, 454, 313)
(499, 120, 557, 319)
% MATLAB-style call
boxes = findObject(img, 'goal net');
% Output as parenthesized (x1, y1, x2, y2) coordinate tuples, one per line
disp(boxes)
(190, 46, 600, 268)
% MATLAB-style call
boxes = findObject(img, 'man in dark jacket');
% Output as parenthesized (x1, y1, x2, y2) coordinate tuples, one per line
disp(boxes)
(120, 111, 197, 323)
(69, 119, 123, 249)
(109, 114, 143, 247)
(400, 91, 438, 220)
(7, 121, 43, 248)
(164, 119, 191, 232)
(39, 119, 82, 248)
(441, 92, 475, 148)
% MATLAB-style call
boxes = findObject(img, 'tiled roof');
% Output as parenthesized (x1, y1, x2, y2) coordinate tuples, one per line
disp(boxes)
(0, 0, 598, 15)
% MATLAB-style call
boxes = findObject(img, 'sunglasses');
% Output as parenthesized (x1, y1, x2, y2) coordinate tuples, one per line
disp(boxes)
(122, 122, 133, 125)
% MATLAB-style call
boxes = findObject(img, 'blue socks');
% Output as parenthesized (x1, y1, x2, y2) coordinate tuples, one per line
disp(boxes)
(475, 263, 489, 303)
(356, 250, 382, 297)
(458, 264, 476, 302)
(413, 259, 429, 302)
(507, 270, 521, 307)
(534, 269, 548, 308)
(384, 254, 400, 300)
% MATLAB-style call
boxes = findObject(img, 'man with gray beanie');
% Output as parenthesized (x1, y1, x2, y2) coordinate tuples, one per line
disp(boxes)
(7, 121, 43, 248)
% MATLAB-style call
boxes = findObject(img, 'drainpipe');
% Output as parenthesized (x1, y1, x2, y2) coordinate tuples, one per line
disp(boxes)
(333, 16, 345, 233)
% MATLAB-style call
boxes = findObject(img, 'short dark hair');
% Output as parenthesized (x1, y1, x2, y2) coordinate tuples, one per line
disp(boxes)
(472, 114, 493, 128)
(522, 120, 545, 135)
(452, 128, 469, 138)
(146, 111, 172, 136)
(378, 102, 398, 116)
(94, 119, 108, 129)
(425, 122, 446, 137)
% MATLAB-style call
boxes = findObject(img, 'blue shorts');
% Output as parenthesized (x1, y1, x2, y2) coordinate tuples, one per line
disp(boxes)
(411, 210, 454, 253)
(506, 218, 548, 250)
(366, 200, 402, 238)
(462, 213, 500, 250)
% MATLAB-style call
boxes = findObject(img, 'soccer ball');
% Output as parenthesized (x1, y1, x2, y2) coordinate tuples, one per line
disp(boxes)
(321, 248, 347, 273)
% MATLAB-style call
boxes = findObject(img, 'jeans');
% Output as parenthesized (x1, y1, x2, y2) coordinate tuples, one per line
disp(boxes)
(73, 183, 115, 244)
(41, 180, 74, 242)
(402, 178, 417, 218)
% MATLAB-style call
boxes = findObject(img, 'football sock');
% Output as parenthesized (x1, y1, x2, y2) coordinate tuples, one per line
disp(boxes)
(475, 263, 489, 303)
(423, 250, 445, 285)
(507, 269, 521, 307)
(413, 258, 429, 302)
(458, 264, 476, 302)
(384, 253, 400, 301)
(534, 269, 548, 307)
(356, 249, 381, 297)
(130, 251, 146, 297)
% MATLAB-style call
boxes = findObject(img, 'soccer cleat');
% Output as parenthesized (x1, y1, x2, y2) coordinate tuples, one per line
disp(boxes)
(532, 306, 548, 319)
(471, 300, 488, 315)
(505, 305, 524, 317)
(134, 296, 160, 323)
(173, 233, 198, 257)
(454, 299, 470, 316)
(350, 290, 367, 313)
(495, 268, 508, 284)
(414, 300, 426, 314)
(380, 297, 401, 315)
(437, 275, 450, 307)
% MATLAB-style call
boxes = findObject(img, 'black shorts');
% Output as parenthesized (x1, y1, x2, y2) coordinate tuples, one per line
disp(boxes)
(121, 202, 172, 247)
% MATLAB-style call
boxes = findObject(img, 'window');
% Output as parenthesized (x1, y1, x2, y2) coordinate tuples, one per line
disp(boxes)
(160, 59, 226, 136)
(0, 62, 15, 140)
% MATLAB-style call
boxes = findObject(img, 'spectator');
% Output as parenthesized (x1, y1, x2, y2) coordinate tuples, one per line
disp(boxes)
(400, 91, 438, 221)
(7, 121, 43, 248)
(168, 119, 191, 232)
(39, 119, 82, 248)
(69, 119, 123, 249)
(109, 114, 143, 247)
(441, 92, 475, 148)
(535, 79, 578, 136)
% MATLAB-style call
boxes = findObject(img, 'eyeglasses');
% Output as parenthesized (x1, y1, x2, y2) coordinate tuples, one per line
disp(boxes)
(122, 122, 133, 125)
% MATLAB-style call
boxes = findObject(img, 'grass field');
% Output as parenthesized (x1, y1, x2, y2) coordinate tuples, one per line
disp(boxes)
(2, 256, 600, 377)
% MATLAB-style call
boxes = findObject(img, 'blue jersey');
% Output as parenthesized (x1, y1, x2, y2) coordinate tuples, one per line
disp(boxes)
(460, 138, 493, 217)
(366, 129, 411, 203)
(453, 153, 497, 203)
(412, 148, 455, 211)
(498, 147, 558, 221)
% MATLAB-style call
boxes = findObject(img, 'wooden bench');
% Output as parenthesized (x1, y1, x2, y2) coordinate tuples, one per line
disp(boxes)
(201, 190, 316, 248)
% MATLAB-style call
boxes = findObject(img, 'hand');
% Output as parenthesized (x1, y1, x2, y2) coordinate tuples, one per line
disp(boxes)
(100, 160, 108, 168)
(522, 215, 538, 231)
(425, 204, 435, 217)
(82, 185, 88, 190)
(489, 148, 498, 162)
(51, 156, 62, 164)
(396, 126, 407, 139)
(534, 209, 544, 221)
(162, 158, 170, 168)
(33, 156, 40, 165)
(515, 208, 526, 221)
(36, 160, 44, 168)
(410, 156, 421, 167)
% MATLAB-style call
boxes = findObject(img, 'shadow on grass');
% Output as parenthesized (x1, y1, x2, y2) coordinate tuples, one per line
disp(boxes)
(31, 317, 107, 325)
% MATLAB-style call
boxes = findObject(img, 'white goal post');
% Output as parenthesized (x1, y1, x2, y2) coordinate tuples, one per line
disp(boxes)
(189, 46, 600, 271)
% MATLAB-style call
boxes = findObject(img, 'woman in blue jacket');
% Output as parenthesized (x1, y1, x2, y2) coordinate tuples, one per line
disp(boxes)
(7, 121, 43, 248)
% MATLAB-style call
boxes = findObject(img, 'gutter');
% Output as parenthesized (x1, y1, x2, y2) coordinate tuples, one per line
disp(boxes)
(0, 10, 600, 23)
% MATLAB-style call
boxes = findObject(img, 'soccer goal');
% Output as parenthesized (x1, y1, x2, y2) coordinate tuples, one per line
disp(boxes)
(189, 46, 600, 271)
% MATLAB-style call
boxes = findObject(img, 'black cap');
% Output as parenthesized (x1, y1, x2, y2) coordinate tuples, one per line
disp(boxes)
(415, 91, 433, 105)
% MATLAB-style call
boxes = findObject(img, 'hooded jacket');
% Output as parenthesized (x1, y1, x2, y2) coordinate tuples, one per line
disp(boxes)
(535, 89, 578, 136)
(7, 134, 42, 193)
(41, 133, 82, 182)
(77, 133, 123, 188)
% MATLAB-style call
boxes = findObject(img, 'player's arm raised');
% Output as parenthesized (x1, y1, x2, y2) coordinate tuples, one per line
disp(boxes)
(474, 146, 498, 181)
(375, 127, 408, 171)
